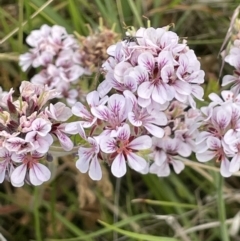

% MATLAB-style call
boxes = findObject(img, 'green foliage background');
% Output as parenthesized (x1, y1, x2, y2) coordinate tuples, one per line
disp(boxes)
(0, 1, 240, 241)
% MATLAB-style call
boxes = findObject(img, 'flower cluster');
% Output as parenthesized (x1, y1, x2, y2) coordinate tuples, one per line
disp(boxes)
(0, 81, 73, 186)
(99, 26, 205, 109)
(195, 90, 240, 177)
(222, 33, 240, 94)
(69, 26, 204, 180)
(19, 25, 88, 106)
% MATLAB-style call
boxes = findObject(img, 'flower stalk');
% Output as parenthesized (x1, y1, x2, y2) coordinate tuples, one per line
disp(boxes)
(217, 174, 229, 241)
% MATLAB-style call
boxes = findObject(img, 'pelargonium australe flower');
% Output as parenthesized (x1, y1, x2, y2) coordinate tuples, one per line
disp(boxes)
(67, 26, 205, 181)
(19, 25, 89, 106)
(0, 81, 74, 186)
(99, 26, 205, 109)
(222, 38, 240, 94)
(195, 90, 240, 177)
(100, 124, 152, 177)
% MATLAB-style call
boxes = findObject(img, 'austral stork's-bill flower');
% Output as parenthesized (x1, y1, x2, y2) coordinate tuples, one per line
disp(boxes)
(100, 124, 152, 178)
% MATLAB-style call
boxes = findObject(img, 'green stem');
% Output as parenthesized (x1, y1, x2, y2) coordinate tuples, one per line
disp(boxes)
(217, 174, 229, 241)
(34, 187, 42, 241)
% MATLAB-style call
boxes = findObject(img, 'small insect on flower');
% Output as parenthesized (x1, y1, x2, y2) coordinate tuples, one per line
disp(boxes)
(122, 35, 141, 43)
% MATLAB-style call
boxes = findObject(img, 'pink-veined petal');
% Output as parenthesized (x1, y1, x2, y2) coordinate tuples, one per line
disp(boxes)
(206, 136, 221, 150)
(29, 163, 51, 185)
(100, 137, 117, 153)
(144, 123, 164, 138)
(76, 147, 92, 173)
(108, 94, 125, 116)
(91, 105, 111, 121)
(37, 134, 53, 153)
(137, 82, 154, 100)
(97, 79, 112, 98)
(128, 135, 152, 150)
(222, 75, 238, 86)
(55, 130, 73, 151)
(49, 102, 72, 121)
(196, 150, 216, 162)
(150, 162, 170, 177)
(177, 142, 192, 157)
(4, 137, 26, 152)
(10, 164, 27, 187)
(220, 157, 232, 177)
(86, 91, 100, 107)
(32, 118, 51, 136)
(152, 84, 165, 104)
(229, 153, 240, 173)
(89, 155, 102, 181)
(114, 62, 132, 83)
(138, 52, 155, 72)
(153, 149, 167, 166)
(116, 124, 130, 141)
(124, 75, 137, 92)
(128, 112, 142, 126)
(216, 108, 231, 129)
(127, 152, 147, 171)
(111, 153, 126, 178)
(171, 160, 185, 174)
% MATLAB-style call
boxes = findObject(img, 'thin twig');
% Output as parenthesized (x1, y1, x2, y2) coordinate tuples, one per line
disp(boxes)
(0, 53, 19, 61)
(154, 215, 191, 241)
(177, 219, 233, 236)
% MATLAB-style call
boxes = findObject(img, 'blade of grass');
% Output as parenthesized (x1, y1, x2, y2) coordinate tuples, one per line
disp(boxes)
(127, 0, 143, 27)
(131, 199, 197, 209)
(67, 0, 87, 34)
(29, 0, 73, 32)
(98, 220, 178, 241)
(43, 202, 92, 241)
(23, 0, 33, 31)
(45, 213, 152, 241)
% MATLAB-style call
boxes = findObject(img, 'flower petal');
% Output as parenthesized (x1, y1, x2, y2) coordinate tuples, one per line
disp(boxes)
(32, 118, 51, 136)
(29, 163, 51, 185)
(153, 149, 167, 166)
(229, 154, 240, 173)
(111, 153, 126, 178)
(128, 135, 152, 150)
(220, 157, 232, 177)
(196, 150, 216, 162)
(127, 152, 147, 171)
(100, 137, 117, 153)
(89, 155, 102, 181)
(144, 123, 164, 138)
(10, 164, 26, 187)
(137, 82, 154, 100)
(171, 160, 185, 174)
(76, 147, 92, 173)
(54, 130, 73, 151)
